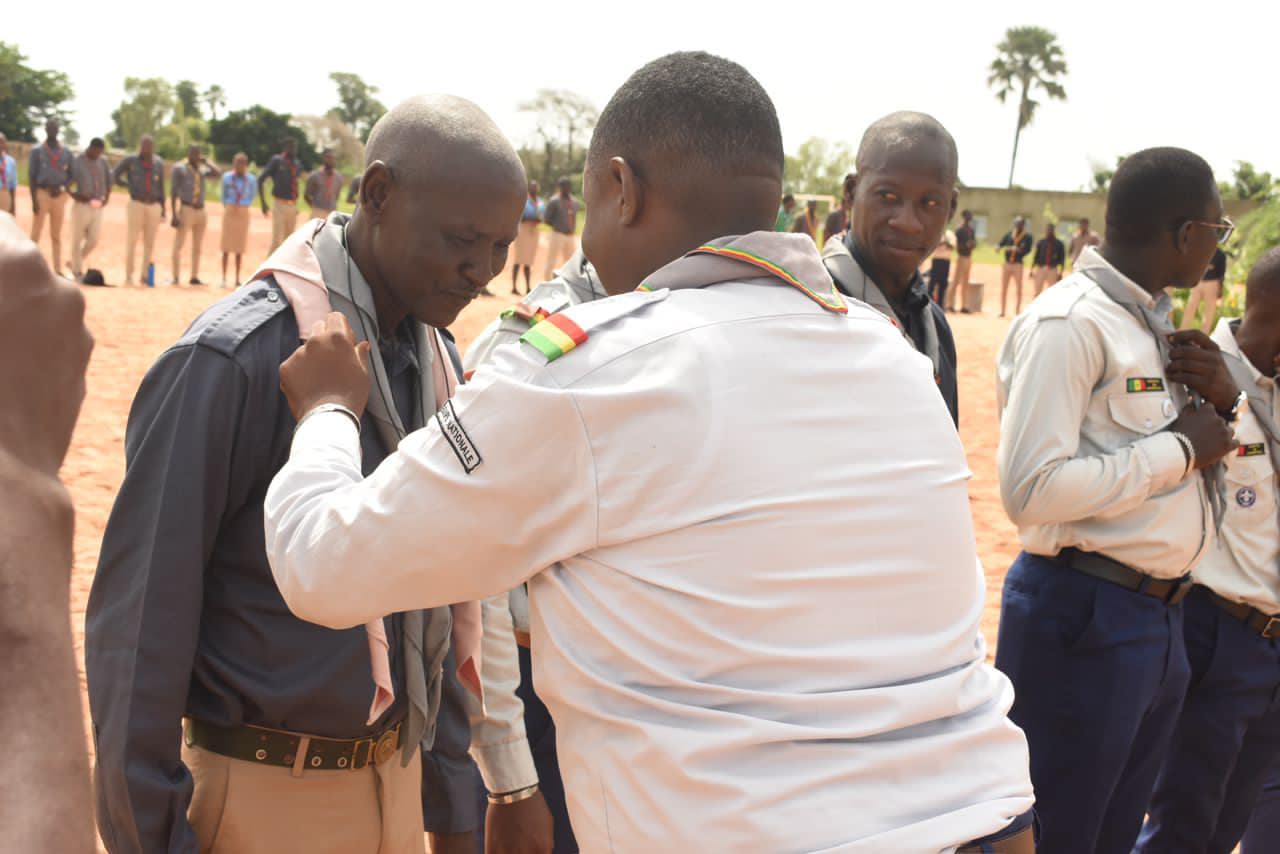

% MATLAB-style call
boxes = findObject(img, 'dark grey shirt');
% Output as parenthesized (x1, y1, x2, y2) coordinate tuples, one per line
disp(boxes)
(28, 142, 73, 189)
(113, 155, 166, 203)
(260, 153, 301, 200)
(305, 169, 344, 210)
(71, 154, 112, 201)
(543, 194, 581, 235)
(85, 280, 481, 852)
(170, 162, 210, 208)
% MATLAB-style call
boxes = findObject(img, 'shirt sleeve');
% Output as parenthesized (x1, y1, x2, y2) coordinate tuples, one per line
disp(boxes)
(469, 592, 538, 793)
(997, 316, 1189, 528)
(264, 345, 599, 630)
(113, 157, 129, 186)
(421, 647, 486, 834)
(85, 344, 248, 854)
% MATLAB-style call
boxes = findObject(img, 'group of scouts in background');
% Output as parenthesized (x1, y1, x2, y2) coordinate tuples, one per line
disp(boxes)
(12, 118, 352, 289)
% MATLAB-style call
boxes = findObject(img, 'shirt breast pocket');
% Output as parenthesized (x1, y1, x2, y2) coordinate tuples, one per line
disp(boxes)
(1225, 455, 1276, 516)
(1106, 393, 1177, 440)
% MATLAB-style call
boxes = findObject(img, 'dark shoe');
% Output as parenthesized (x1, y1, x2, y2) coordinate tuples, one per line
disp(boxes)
(190, 277, 205, 286)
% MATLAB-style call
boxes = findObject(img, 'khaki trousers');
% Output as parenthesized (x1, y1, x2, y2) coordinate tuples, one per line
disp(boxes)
(271, 201, 298, 251)
(31, 188, 68, 273)
(950, 255, 973, 310)
(543, 231, 576, 281)
(183, 741, 425, 854)
(0, 188, 11, 214)
(173, 205, 209, 281)
(69, 201, 105, 276)
(1032, 265, 1061, 295)
(126, 200, 163, 284)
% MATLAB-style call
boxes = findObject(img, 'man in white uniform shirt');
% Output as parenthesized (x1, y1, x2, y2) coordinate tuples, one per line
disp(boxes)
(1138, 247, 1280, 853)
(263, 52, 1034, 851)
(995, 147, 1242, 854)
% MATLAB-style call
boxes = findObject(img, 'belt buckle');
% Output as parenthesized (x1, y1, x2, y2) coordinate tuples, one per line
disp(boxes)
(1167, 576, 1193, 605)
(373, 727, 398, 765)
(1263, 616, 1280, 639)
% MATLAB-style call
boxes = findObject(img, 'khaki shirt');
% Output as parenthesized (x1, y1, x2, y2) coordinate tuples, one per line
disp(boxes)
(1193, 319, 1280, 612)
(997, 248, 1212, 578)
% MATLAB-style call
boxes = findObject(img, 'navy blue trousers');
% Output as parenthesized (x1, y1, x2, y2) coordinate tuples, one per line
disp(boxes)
(516, 643, 578, 853)
(1242, 756, 1280, 852)
(995, 552, 1190, 853)
(1136, 587, 1280, 852)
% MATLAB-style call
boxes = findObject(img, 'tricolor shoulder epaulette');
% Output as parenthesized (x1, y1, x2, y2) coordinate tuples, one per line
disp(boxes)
(520, 314, 588, 362)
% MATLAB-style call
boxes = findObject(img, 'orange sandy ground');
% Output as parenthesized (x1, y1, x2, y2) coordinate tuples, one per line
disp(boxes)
(13, 190, 1027, 847)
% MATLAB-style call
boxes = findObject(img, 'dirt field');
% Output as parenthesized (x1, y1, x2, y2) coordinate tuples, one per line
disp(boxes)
(14, 189, 1027, 844)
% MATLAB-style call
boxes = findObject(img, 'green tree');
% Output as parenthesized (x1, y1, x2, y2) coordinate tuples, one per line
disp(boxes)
(783, 137, 855, 198)
(175, 80, 202, 120)
(518, 90, 598, 188)
(203, 84, 227, 122)
(328, 72, 386, 140)
(0, 42, 75, 141)
(988, 26, 1069, 188)
(1087, 154, 1127, 193)
(110, 77, 176, 149)
(209, 106, 318, 168)
(1220, 161, 1276, 202)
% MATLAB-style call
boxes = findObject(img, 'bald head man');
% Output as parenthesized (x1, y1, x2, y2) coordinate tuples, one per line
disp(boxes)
(85, 95, 526, 854)
(822, 110, 963, 423)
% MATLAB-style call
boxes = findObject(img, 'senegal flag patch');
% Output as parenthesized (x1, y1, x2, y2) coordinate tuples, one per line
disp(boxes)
(1238, 443, 1267, 457)
(521, 314, 588, 362)
(1127, 378, 1166, 393)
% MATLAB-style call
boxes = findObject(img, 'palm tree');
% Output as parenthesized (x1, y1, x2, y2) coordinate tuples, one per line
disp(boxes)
(988, 27, 1068, 188)
(203, 85, 227, 122)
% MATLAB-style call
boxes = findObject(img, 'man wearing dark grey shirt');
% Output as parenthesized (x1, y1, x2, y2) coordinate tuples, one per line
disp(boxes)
(259, 137, 303, 251)
(28, 118, 73, 275)
(113, 136, 166, 286)
(305, 149, 344, 222)
(69, 138, 112, 280)
(170, 144, 221, 286)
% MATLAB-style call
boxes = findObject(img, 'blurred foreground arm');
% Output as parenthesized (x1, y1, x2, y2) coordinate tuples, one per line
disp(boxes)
(0, 212, 95, 853)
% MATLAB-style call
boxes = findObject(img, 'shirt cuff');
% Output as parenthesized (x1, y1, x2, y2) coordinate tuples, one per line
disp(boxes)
(472, 735, 539, 795)
(1139, 431, 1190, 495)
(292, 407, 361, 459)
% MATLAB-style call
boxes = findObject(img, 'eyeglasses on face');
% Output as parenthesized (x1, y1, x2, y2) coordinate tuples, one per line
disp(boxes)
(1182, 215, 1235, 245)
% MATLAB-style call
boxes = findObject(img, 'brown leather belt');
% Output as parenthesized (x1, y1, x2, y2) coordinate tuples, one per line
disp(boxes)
(957, 819, 1036, 853)
(1199, 585, 1280, 639)
(184, 718, 403, 777)
(1053, 548, 1193, 605)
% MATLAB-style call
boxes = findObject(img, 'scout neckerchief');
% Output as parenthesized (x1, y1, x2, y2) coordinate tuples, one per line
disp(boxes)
(45, 142, 62, 179)
(820, 232, 942, 383)
(285, 153, 299, 199)
(1219, 318, 1280, 479)
(1075, 246, 1228, 531)
(187, 161, 204, 208)
(140, 156, 153, 199)
(231, 173, 248, 205)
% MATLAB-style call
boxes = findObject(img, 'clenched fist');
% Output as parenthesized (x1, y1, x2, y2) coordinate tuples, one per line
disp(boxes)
(279, 312, 372, 421)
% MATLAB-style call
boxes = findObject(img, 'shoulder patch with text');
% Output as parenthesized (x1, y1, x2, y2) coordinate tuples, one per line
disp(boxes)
(435, 400, 482, 473)
(1127, 378, 1166, 393)
(1238, 443, 1267, 457)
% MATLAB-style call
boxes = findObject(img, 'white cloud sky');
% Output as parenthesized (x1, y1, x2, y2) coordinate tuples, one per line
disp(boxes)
(17, 0, 1280, 191)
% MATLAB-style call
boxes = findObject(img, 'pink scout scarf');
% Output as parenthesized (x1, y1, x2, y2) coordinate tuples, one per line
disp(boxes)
(253, 219, 484, 724)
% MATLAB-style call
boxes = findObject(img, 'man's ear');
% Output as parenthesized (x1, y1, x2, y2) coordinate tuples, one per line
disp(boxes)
(612, 157, 644, 227)
(1173, 220, 1192, 255)
(360, 161, 392, 220)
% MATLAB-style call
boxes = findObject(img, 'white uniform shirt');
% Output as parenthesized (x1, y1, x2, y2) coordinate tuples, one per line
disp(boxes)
(266, 237, 1032, 851)
(997, 248, 1212, 578)
(1193, 319, 1280, 613)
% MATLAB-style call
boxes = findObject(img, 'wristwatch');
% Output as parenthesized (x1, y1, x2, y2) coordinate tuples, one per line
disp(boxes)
(1219, 389, 1248, 424)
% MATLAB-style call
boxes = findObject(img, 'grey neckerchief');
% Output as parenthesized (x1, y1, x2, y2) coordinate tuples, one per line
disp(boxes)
(1074, 246, 1227, 532)
(313, 216, 454, 762)
(555, 249, 608, 303)
(821, 234, 942, 379)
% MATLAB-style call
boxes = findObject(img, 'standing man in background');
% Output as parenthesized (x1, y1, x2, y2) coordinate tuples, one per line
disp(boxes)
(28, 118, 73, 276)
(791, 199, 820, 241)
(305, 149, 344, 222)
(170, 144, 221, 286)
(220, 153, 256, 288)
(994, 147, 1241, 853)
(998, 216, 1033, 317)
(952, 210, 977, 312)
(114, 135, 166, 286)
(541, 177, 580, 282)
(1069, 216, 1101, 266)
(0, 133, 16, 215)
(1030, 222, 1066, 297)
(260, 137, 303, 251)
(928, 230, 954, 309)
(68, 138, 112, 282)
(774, 193, 797, 232)
(1181, 245, 1228, 333)
(822, 181, 851, 246)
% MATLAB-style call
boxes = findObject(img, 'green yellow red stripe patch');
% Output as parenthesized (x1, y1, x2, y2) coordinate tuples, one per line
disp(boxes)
(685, 244, 847, 313)
(1127, 377, 1166, 393)
(521, 313, 588, 361)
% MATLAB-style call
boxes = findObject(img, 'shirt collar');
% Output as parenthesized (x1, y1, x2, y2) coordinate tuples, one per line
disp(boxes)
(1074, 245, 1163, 312)
(840, 234, 929, 314)
(1214, 316, 1269, 388)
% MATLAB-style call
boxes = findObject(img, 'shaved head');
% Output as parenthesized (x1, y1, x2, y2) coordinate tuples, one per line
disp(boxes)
(856, 111, 958, 182)
(363, 94, 525, 195)
(349, 95, 526, 330)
